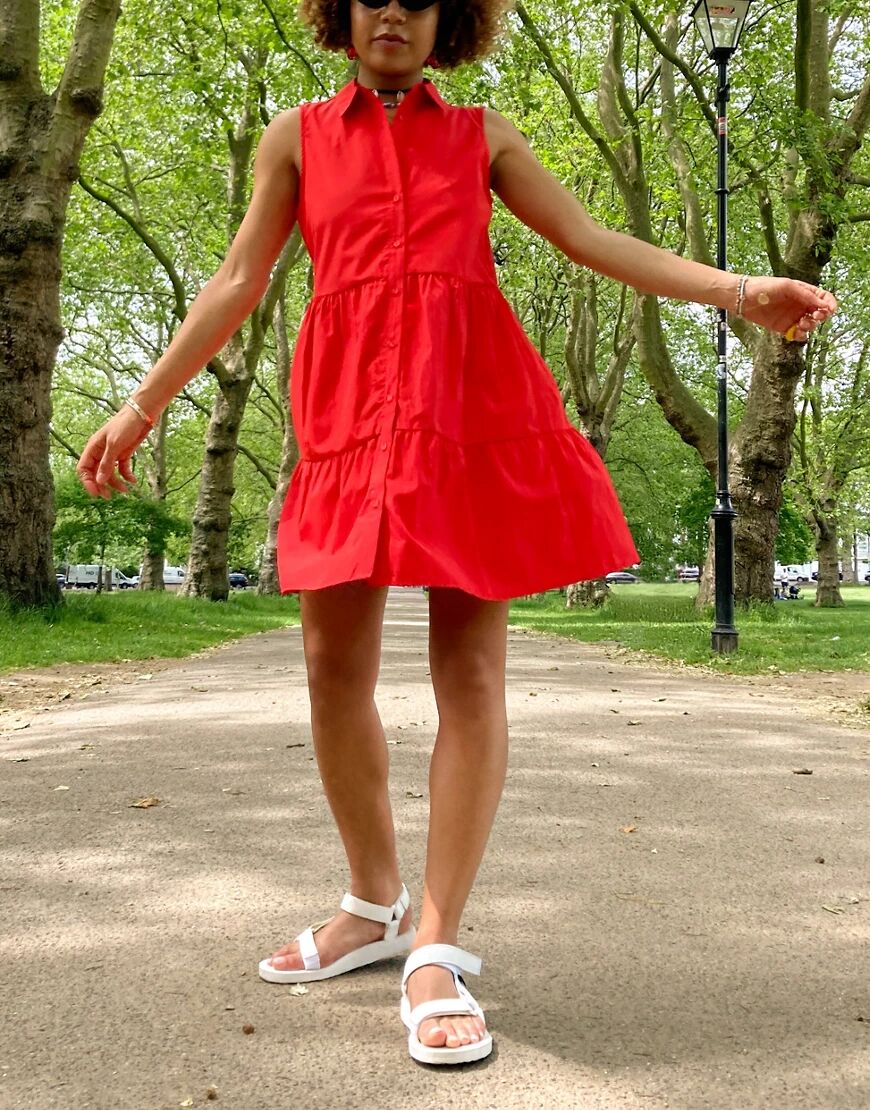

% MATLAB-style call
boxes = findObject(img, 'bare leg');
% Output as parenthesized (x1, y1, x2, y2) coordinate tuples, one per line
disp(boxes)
(404, 586, 510, 1049)
(267, 581, 412, 971)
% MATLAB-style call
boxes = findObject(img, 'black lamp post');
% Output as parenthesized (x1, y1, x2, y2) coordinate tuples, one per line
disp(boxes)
(691, 0, 752, 654)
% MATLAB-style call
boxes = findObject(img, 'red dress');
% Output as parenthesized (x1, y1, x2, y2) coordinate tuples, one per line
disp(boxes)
(276, 78, 638, 601)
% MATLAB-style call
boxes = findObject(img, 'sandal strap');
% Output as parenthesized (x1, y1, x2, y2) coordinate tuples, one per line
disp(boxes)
(408, 996, 476, 1031)
(296, 926, 320, 971)
(402, 943, 482, 987)
(340, 882, 410, 940)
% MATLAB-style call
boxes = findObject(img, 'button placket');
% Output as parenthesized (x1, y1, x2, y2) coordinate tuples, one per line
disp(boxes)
(370, 112, 407, 524)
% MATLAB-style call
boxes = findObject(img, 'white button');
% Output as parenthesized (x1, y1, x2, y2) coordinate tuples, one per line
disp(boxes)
(393, 238, 401, 248)
(380, 442, 387, 451)
(392, 194, 400, 202)
(386, 393, 393, 402)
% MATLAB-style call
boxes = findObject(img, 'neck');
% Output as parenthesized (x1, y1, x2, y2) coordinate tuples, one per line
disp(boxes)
(356, 64, 424, 91)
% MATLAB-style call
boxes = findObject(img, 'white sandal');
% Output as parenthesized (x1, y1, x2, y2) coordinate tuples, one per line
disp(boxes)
(258, 883, 415, 983)
(400, 943, 494, 1065)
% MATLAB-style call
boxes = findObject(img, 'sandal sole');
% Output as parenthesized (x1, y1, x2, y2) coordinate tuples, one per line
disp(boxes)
(408, 1031, 493, 1066)
(259, 926, 416, 983)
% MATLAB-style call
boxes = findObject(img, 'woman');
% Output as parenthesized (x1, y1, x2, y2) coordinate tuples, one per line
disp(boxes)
(76, 0, 836, 1067)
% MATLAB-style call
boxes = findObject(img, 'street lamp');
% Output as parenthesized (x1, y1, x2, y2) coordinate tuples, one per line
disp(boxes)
(691, 0, 752, 654)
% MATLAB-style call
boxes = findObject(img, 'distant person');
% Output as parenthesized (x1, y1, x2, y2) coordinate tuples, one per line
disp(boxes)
(74, 0, 837, 1067)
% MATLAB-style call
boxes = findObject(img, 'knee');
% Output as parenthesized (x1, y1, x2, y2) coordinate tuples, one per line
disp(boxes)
(304, 643, 378, 705)
(430, 650, 505, 714)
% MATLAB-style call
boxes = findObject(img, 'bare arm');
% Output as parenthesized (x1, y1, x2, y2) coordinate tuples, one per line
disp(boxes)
(485, 109, 837, 332)
(78, 108, 301, 498)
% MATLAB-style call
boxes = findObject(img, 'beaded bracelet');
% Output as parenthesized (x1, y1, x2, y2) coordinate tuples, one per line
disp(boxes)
(124, 397, 155, 429)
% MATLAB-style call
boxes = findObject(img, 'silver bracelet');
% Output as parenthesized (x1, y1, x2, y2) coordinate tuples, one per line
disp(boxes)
(124, 397, 155, 428)
(734, 274, 748, 318)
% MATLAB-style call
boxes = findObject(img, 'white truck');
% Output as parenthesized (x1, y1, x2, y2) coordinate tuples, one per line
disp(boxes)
(65, 565, 136, 589)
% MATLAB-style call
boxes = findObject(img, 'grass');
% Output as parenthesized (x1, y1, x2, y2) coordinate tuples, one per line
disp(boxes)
(0, 589, 300, 674)
(2, 583, 868, 677)
(508, 583, 870, 675)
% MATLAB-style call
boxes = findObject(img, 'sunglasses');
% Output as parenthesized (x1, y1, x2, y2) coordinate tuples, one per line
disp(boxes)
(357, 1, 438, 10)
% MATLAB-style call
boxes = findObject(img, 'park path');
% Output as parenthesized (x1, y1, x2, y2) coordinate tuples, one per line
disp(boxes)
(1, 587, 868, 1110)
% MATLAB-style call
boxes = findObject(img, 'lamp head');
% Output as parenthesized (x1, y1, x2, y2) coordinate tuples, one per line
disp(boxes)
(691, 0, 752, 58)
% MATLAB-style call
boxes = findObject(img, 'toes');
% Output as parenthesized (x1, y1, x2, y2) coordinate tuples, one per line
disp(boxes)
(268, 945, 301, 970)
(420, 1019, 448, 1047)
(440, 1019, 461, 1047)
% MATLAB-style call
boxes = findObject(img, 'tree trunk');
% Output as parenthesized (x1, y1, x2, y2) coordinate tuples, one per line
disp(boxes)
(0, 0, 121, 609)
(814, 511, 843, 607)
(181, 371, 252, 601)
(566, 579, 610, 608)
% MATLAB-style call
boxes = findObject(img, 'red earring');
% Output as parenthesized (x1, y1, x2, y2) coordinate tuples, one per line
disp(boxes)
(425, 54, 439, 68)
(346, 45, 358, 60)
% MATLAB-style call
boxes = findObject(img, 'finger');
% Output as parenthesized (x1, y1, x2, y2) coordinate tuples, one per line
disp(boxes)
(118, 456, 137, 484)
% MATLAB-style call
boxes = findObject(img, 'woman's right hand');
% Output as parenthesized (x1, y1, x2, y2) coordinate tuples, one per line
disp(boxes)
(76, 405, 155, 499)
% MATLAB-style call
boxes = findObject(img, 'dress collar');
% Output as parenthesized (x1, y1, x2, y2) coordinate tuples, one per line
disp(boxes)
(337, 76, 447, 118)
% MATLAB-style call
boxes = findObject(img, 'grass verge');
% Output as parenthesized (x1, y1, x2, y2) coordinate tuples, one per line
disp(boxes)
(508, 584, 870, 675)
(0, 589, 300, 673)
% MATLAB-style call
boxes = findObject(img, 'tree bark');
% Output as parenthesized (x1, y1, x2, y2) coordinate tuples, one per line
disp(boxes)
(0, 0, 121, 608)
(813, 507, 843, 607)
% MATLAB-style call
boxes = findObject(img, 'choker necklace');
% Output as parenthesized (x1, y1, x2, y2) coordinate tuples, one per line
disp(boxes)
(373, 84, 415, 109)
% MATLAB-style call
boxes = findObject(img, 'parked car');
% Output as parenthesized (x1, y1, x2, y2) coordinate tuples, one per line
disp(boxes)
(228, 572, 250, 589)
(678, 566, 700, 581)
(810, 570, 844, 581)
(55, 572, 66, 588)
(605, 571, 639, 584)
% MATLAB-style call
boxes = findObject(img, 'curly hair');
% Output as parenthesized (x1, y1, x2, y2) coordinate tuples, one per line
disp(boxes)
(297, 0, 513, 70)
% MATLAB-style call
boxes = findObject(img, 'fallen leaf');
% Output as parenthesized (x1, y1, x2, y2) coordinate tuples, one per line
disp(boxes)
(815, 856, 825, 864)
(130, 796, 160, 808)
(627, 720, 640, 726)
(620, 825, 637, 834)
(79, 743, 95, 751)
(206, 1087, 219, 1100)
(405, 790, 424, 798)
(242, 1024, 255, 1035)
(289, 984, 308, 996)
(286, 743, 305, 749)
(222, 788, 245, 795)
(54, 785, 70, 791)
(190, 685, 209, 692)
(822, 905, 845, 914)
(136, 674, 153, 681)
(180, 1100, 194, 1108)
(793, 768, 813, 775)
(10, 757, 29, 763)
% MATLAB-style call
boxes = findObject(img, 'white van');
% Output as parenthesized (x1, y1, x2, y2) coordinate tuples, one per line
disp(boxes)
(66, 565, 136, 589)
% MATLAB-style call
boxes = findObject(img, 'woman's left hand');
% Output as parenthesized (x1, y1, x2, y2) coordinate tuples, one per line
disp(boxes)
(741, 277, 838, 342)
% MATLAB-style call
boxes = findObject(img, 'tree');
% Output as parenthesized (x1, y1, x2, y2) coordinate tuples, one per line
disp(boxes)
(514, 1, 870, 605)
(0, 0, 121, 608)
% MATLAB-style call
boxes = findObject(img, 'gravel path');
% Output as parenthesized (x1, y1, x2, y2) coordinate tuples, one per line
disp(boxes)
(1, 587, 868, 1109)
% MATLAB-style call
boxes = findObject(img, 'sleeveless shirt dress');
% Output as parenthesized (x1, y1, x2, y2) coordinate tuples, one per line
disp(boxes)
(275, 78, 639, 601)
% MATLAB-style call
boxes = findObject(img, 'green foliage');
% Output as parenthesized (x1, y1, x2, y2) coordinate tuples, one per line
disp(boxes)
(775, 495, 815, 565)
(52, 472, 188, 570)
